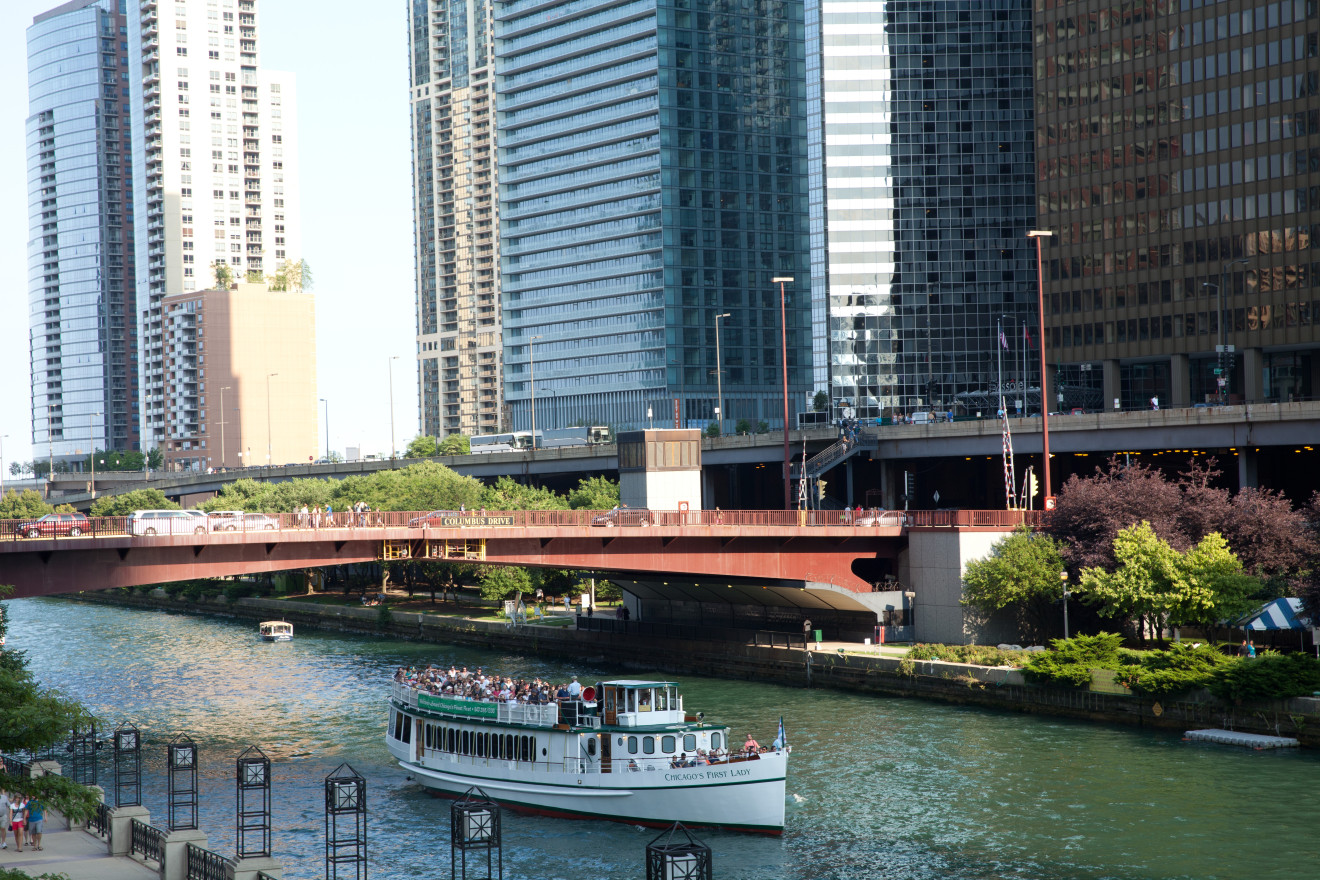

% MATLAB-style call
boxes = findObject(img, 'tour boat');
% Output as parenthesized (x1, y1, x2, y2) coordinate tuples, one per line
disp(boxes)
(258, 620, 294, 641)
(386, 677, 788, 834)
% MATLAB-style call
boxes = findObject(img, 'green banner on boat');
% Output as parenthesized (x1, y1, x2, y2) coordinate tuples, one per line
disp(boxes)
(418, 693, 500, 719)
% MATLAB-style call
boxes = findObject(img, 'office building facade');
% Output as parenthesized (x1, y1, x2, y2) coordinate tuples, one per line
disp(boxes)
(810, 0, 1039, 423)
(160, 281, 317, 471)
(409, 0, 504, 440)
(1034, 0, 1320, 408)
(26, 0, 139, 467)
(128, 0, 301, 454)
(494, 0, 812, 434)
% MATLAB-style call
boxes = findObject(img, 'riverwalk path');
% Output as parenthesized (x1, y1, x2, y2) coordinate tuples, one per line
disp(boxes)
(0, 818, 156, 880)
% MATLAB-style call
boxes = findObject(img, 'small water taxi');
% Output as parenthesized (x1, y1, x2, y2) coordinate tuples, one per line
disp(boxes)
(258, 620, 294, 641)
(386, 672, 788, 833)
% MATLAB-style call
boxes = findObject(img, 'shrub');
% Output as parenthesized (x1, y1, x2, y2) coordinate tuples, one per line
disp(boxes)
(906, 643, 1029, 668)
(1114, 643, 1232, 697)
(1023, 632, 1124, 688)
(1208, 652, 1320, 703)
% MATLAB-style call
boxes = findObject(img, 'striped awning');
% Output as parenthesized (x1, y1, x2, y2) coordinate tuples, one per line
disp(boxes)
(1240, 598, 1312, 631)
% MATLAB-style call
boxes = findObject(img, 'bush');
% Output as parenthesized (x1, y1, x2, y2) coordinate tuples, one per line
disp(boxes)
(1114, 643, 1232, 697)
(223, 580, 261, 602)
(1023, 632, 1124, 688)
(906, 644, 1028, 667)
(1208, 652, 1320, 703)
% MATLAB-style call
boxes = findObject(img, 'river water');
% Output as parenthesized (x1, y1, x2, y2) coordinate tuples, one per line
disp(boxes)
(6, 597, 1318, 880)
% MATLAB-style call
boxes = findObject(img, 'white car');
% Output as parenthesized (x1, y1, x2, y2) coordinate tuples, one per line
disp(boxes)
(129, 509, 210, 536)
(209, 510, 281, 531)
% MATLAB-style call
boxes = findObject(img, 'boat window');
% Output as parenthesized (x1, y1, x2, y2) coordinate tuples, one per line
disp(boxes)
(643, 736, 655, 755)
(424, 724, 432, 748)
(639, 689, 652, 711)
(519, 736, 528, 762)
(448, 729, 456, 753)
(462, 731, 470, 755)
(662, 735, 676, 753)
(711, 732, 722, 750)
(587, 738, 597, 757)
(684, 734, 696, 752)
(627, 736, 638, 754)
(506, 734, 514, 759)
(626, 689, 637, 712)
(656, 688, 668, 711)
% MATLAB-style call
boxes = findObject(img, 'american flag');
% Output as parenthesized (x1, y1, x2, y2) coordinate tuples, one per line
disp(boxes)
(999, 328, 1009, 349)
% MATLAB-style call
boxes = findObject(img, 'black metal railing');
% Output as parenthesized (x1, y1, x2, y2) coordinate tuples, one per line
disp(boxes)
(86, 801, 112, 839)
(131, 818, 166, 864)
(186, 842, 232, 880)
(752, 630, 808, 649)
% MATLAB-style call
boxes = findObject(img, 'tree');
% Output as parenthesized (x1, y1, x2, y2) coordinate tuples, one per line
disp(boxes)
(480, 475, 566, 511)
(213, 260, 233, 288)
(266, 257, 310, 292)
(1216, 488, 1315, 589)
(812, 391, 829, 412)
(704, 423, 721, 438)
(567, 476, 619, 510)
(146, 448, 164, 470)
(0, 489, 53, 520)
(478, 565, 533, 601)
(90, 488, 179, 517)
(755, 420, 769, 434)
(405, 435, 438, 458)
(734, 419, 752, 435)
(1077, 521, 1182, 642)
(961, 524, 1065, 642)
(1170, 532, 1260, 636)
(437, 433, 471, 455)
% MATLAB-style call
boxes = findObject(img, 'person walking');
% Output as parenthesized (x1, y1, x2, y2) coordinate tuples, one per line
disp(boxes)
(803, 618, 813, 647)
(9, 796, 26, 852)
(24, 797, 43, 851)
(0, 787, 11, 850)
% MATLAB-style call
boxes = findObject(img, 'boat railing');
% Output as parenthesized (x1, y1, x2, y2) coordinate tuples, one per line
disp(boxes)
(421, 749, 776, 775)
(395, 681, 587, 729)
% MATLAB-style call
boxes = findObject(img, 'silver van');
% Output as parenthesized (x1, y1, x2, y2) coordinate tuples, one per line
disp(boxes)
(129, 509, 209, 536)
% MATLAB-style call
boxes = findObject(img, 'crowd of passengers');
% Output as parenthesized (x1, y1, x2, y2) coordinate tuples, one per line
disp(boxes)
(395, 664, 582, 705)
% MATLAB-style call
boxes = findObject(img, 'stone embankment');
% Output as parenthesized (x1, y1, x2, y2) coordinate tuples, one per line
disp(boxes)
(73, 590, 1320, 747)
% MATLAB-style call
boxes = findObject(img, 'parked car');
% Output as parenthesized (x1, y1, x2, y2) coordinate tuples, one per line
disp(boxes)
(591, 507, 653, 527)
(408, 510, 459, 527)
(16, 512, 90, 538)
(129, 509, 209, 536)
(209, 510, 280, 531)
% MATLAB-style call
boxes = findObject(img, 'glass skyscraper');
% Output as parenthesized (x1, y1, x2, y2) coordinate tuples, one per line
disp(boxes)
(810, 0, 1038, 422)
(494, 0, 811, 433)
(27, 0, 139, 465)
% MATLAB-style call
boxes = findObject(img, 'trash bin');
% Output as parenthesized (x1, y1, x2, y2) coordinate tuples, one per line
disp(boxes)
(863, 638, 871, 645)
(813, 629, 822, 643)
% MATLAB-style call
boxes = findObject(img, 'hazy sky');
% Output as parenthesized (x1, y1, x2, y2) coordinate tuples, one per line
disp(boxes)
(0, 1, 418, 467)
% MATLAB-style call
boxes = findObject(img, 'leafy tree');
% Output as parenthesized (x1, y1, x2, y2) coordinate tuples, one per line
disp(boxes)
(0, 489, 53, 520)
(267, 257, 311, 292)
(405, 435, 438, 458)
(734, 419, 752, 435)
(533, 569, 581, 600)
(90, 488, 179, 516)
(812, 391, 829, 412)
(704, 423, 721, 438)
(438, 433, 471, 455)
(213, 260, 233, 288)
(755, 420, 769, 434)
(567, 476, 619, 510)
(146, 448, 164, 470)
(478, 565, 533, 601)
(1216, 487, 1315, 589)
(961, 524, 1065, 642)
(480, 475, 566, 511)
(1078, 521, 1182, 641)
(1169, 532, 1259, 635)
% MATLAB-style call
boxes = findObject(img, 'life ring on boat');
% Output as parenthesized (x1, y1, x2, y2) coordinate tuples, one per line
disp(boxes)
(581, 686, 596, 702)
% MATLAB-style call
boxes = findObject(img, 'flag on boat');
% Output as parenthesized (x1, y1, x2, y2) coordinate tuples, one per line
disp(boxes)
(777, 716, 787, 749)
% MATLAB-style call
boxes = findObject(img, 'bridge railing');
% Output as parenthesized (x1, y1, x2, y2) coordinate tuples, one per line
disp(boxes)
(0, 507, 1040, 539)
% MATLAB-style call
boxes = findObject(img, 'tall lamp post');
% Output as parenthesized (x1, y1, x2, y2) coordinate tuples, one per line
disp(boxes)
(265, 372, 278, 467)
(218, 385, 231, 468)
(0, 434, 8, 498)
(320, 397, 329, 460)
(1204, 258, 1250, 402)
(388, 356, 400, 461)
(772, 276, 794, 509)
(1026, 231, 1054, 505)
(1060, 570, 1070, 639)
(89, 412, 100, 499)
(714, 312, 730, 435)
(529, 336, 542, 449)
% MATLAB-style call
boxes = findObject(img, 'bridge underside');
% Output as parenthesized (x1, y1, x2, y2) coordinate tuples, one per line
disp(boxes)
(0, 526, 903, 600)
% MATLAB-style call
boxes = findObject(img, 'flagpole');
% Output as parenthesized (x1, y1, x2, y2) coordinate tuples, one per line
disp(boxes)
(996, 317, 1003, 415)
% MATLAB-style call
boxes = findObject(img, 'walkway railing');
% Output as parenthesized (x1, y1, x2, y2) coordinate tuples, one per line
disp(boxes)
(186, 842, 233, 880)
(131, 817, 166, 864)
(86, 801, 111, 839)
(1, 507, 1039, 539)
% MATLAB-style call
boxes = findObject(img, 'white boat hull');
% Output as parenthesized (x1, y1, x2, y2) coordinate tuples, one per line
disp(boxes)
(387, 734, 787, 833)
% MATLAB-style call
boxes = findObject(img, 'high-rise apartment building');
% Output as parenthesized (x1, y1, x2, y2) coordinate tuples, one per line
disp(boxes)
(128, 0, 300, 453)
(494, 0, 812, 433)
(1034, 0, 1319, 408)
(809, 0, 1038, 422)
(26, 0, 139, 467)
(160, 281, 317, 471)
(409, 0, 504, 440)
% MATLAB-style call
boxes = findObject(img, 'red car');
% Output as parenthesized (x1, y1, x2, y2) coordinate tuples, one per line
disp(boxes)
(17, 512, 90, 538)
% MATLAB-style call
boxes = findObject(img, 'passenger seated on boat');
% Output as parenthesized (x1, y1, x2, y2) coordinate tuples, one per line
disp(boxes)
(671, 753, 687, 768)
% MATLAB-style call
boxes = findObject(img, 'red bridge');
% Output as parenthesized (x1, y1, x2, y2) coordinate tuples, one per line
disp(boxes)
(0, 509, 1031, 606)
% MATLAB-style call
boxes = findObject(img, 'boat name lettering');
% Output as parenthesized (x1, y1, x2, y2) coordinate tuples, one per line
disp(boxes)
(417, 694, 500, 719)
(664, 767, 752, 782)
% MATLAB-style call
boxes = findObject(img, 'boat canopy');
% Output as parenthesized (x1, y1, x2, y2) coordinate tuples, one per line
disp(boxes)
(1239, 598, 1312, 631)
(260, 620, 293, 634)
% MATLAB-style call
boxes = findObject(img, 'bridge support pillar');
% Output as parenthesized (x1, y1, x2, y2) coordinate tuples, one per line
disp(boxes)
(1170, 353, 1191, 408)
(1237, 448, 1259, 489)
(1103, 359, 1122, 409)
(1243, 347, 1264, 402)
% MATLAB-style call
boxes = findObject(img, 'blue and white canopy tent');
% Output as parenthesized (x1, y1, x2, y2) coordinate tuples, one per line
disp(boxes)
(1237, 598, 1318, 655)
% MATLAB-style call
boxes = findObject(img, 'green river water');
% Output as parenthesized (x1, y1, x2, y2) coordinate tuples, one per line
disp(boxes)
(6, 597, 1318, 879)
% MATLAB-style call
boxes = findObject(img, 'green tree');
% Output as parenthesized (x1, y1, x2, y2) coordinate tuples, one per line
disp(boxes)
(437, 433, 471, 455)
(734, 419, 752, 435)
(478, 565, 533, 601)
(405, 435, 438, 458)
(567, 475, 619, 510)
(961, 524, 1065, 642)
(90, 488, 180, 517)
(213, 260, 233, 288)
(480, 476, 567, 511)
(146, 448, 164, 470)
(704, 423, 721, 438)
(755, 420, 769, 434)
(266, 257, 311, 292)
(812, 391, 829, 412)
(1078, 521, 1182, 642)
(0, 489, 53, 520)
(1169, 532, 1260, 635)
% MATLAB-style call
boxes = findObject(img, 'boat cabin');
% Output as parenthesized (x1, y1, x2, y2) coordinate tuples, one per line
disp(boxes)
(259, 620, 294, 641)
(599, 680, 685, 727)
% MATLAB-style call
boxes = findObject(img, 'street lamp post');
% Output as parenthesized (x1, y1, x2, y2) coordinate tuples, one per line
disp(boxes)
(1026, 231, 1054, 504)
(1060, 570, 1070, 639)
(714, 312, 730, 436)
(89, 412, 100, 499)
(388, 356, 400, 461)
(529, 336, 542, 449)
(218, 385, 231, 468)
(0, 434, 8, 498)
(772, 277, 794, 510)
(47, 404, 55, 499)
(1204, 258, 1250, 402)
(265, 372, 278, 467)
(320, 397, 329, 460)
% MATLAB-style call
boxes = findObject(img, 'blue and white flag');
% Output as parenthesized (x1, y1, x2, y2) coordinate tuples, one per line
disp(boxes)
(776, 716, 787, 750)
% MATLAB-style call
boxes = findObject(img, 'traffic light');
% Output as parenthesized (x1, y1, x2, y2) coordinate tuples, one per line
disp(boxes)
(818, 480, 827, 500)
(1027, 470, 1039, 498)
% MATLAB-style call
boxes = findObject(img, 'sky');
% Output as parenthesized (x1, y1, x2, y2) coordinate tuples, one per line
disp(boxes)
(0, 0, 418, 467)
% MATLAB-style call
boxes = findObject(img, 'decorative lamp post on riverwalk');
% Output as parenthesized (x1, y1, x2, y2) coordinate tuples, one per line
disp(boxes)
(113, 722, 142, 807)
(646, 821, 713, 880)
(1061, 569, 1071, 639)
(529, 336, 542, 449)
(167, 734, 199, 830)
(1026, 231, 1054, 506)
(88, 412, 100, 499)
(321, 397, 330, 460)
(237, 745, 273, 858)
(452, 785, 502, 880)
(325, 762, 368, 880)
(772, 276, 794, 509)
(388, 356, 400, 461)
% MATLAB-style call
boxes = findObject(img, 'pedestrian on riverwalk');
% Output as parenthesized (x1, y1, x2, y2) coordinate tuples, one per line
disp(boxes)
(0, 787, 11, 850)
(803, 618, 813, 647)
(24, 798, 43, 851)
